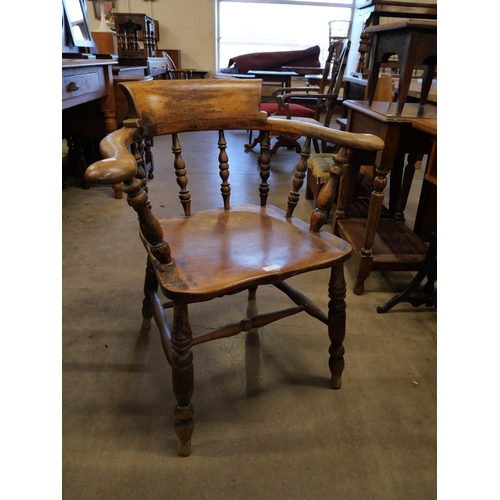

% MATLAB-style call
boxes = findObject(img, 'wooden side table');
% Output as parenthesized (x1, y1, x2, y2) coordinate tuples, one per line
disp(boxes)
(365, 19, 437, 116)
(377, 117, 437, 312)
(333, 100, 436, 295)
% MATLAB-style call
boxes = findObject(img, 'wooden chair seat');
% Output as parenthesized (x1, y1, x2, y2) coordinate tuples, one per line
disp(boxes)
(146, 204, 350, 300)
(85, 79, 384, 456)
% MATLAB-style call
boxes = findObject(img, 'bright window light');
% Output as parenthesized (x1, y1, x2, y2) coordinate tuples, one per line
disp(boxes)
(217, 0, 354, 71)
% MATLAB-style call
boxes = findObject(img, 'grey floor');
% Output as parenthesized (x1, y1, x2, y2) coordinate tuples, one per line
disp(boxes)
(62, 129, 436, 499)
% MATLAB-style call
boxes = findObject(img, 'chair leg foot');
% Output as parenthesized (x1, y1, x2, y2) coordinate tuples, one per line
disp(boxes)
(353, 279, 365, 295)
(328, 265, 347, 389)
(175, 403, 194, 456)
(330, 377, 342, 390)
(141, 317, 152, 329)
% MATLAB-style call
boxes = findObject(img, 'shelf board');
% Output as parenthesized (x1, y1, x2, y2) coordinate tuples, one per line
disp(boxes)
(337, 218, 428, 271)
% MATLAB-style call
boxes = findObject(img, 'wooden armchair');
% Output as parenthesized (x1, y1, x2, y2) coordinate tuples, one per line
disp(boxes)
(85, 79, 384, 456)
(244, 40, 350, 155)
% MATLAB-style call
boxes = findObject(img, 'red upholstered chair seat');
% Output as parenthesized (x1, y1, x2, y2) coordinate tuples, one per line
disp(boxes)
(261, 102, 315, 118)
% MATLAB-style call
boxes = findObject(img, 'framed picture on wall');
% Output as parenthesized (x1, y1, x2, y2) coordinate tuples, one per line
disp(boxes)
(93, 1, 115, 29)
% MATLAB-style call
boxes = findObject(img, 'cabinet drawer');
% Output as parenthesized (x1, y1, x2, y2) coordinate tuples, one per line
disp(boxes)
(62, 66, 106, 102)
(148, 59, 167, 77)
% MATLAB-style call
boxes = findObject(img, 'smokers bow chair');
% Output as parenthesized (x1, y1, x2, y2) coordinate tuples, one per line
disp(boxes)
(85, 79, 384, 456)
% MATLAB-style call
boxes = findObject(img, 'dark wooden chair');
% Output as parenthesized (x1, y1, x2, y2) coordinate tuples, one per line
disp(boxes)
(85, 79, 384, 456)
(245, 40, 350, 155)
(162, 51, 195, 79)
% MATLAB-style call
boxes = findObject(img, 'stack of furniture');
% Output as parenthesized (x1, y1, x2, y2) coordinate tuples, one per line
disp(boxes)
(353, 0, 437, 79)
(332, 18, 437, 296)
(113, 13, 167, 79)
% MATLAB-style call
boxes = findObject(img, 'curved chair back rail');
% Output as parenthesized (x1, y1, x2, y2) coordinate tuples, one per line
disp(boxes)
(84, 78, 384, 456)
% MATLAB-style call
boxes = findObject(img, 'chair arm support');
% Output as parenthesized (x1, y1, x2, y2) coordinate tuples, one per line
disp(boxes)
(85, 127, 140, 185)
(264, 117, 385, 152)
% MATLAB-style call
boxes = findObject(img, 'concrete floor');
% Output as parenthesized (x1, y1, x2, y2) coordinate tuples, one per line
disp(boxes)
(62, 129, 436, 499)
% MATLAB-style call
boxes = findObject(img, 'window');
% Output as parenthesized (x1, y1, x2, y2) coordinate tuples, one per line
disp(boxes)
(216, 0, 354, 72)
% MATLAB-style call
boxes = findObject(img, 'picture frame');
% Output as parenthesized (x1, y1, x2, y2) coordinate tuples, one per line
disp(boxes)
(93, 1, 115, 27)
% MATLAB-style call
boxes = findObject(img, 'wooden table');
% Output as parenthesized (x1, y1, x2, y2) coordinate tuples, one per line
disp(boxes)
(343, 75, 437, 104)
(332, 100, 436, 295)
(377, 116, 437, 312)
(365, 19, 437, 116)
(247, 70, 300, 87)
(62, 58, 121, 197)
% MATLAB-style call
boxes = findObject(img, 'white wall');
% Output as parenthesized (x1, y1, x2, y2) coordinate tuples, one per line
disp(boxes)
(85, 0, 216, 74)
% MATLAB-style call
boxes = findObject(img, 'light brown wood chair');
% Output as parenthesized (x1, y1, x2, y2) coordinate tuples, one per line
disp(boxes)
(85, 79, 384, 456)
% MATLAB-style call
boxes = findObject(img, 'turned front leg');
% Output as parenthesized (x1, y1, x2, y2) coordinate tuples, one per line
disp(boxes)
(172, 303, 194, 456)
(328, 264, 347, 389)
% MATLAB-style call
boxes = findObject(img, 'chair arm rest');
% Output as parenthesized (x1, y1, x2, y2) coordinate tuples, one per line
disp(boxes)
(276, 92, 340, 119)
(85, 128, 140, 185)
(265, 116, 385, 152)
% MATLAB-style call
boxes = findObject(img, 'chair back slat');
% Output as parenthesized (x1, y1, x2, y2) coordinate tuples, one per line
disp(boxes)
(118, 79, 268, 135)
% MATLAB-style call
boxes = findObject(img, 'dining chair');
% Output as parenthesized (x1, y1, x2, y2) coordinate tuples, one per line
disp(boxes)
(85, 79, 384, 456)
(244, 40, 350, 156)
(162, 51, 195, 80)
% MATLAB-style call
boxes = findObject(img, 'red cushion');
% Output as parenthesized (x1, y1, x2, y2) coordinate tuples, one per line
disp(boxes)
(261, 102, 315, 118)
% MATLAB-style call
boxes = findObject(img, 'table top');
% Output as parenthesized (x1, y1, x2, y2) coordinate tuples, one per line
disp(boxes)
(248, 70, 299, 76)
(365, 19, 437, 33)
(358, 0, 437, 13)
(412, 118, 437, 136)
(62, 58, 118, 69)
(282, 66, 323, 75)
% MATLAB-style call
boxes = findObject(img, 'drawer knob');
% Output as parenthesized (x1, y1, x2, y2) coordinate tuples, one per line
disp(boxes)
(67, 82, 80, 92)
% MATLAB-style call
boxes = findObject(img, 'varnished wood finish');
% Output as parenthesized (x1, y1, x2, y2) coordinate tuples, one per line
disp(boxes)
(85, 79, 384, 455)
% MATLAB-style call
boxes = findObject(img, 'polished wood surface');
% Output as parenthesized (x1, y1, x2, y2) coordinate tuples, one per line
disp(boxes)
(85, 79, 384, 455)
